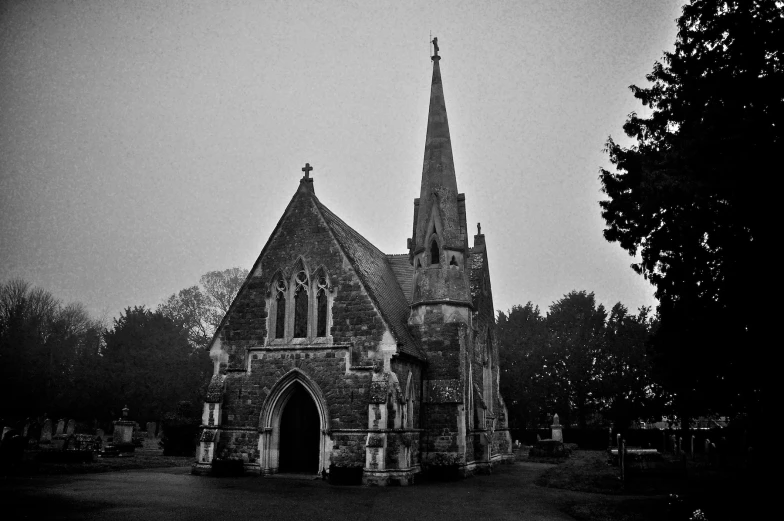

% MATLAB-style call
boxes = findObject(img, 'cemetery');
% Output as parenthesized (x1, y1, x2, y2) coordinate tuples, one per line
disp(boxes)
(0, 0, 774, 518)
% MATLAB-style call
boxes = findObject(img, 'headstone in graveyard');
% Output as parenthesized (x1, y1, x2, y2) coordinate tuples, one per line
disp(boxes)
(26, 421, 41, 449)
(112, 405, 135, 451)
(66, 419, 76, 435)
(146, 422, 157, 438)
(40, 419, 53, 445)
(55, 419, 66, 436)
(550, 413, 563, 442)
(96, 428, 105, 441)
(690, 436, 694, 458)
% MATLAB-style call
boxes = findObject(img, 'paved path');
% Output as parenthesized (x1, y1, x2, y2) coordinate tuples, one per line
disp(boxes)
(3, 463, 593, 520)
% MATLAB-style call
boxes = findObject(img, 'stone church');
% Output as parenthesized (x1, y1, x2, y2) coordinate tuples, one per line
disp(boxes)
(192, 44, 513, 485)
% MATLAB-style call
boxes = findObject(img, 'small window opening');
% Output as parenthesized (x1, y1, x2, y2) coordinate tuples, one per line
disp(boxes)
(316, 276, 328, 337)
(430, 240, 440, 265)
(293, 271, 308, 338)
(275, 280, 286, 339)
(450, 255, 458, 266)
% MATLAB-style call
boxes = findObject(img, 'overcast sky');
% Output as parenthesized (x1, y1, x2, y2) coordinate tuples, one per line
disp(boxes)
(1, 0, 685, 322)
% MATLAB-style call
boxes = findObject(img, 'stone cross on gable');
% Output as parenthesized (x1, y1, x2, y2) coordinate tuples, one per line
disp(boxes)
(302, 162, 313, 179)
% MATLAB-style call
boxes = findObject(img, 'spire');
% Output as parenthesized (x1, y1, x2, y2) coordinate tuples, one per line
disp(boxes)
(408, 40, 471, 312)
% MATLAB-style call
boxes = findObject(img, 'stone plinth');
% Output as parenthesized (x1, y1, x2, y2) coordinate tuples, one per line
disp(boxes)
(113, 420, 135, 446)
(550, 413, 563, 442)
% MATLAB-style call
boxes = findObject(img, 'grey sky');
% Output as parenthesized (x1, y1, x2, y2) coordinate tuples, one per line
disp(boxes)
(0, 0, 684, 321)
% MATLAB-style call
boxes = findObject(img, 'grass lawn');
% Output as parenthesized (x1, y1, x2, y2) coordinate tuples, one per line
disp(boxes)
(534, 449, 766, 521)
(6, 449, 193, 475)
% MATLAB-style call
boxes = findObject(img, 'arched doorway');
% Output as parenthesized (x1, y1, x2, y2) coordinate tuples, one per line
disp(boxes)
(278, 383, 320, 473)
(258, 368, 331, 475)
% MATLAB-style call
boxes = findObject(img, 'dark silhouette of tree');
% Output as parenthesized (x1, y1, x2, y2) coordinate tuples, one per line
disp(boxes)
(0, 279, 104, 419)
(498, 303, 550, 429)
(599, 0, 780, 424)
(498, 292, 658, 430)
(102, 307, 212, 423)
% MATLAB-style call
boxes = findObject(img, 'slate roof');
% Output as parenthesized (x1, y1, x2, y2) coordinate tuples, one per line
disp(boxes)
(386, 254, 414, 303)
(314, 199, 425, 361)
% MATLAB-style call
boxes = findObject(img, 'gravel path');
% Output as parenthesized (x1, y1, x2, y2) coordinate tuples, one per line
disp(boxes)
(3, 462, 617, 520)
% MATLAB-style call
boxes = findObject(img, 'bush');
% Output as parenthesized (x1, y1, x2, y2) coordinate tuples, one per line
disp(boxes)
(160, 416, 199, 457)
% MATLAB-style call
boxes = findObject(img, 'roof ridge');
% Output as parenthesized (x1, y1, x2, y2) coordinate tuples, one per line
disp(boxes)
(313, 198, 424, 361)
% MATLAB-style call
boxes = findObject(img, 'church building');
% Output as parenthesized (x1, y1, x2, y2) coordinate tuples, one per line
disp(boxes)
(192, 42, 513, 485)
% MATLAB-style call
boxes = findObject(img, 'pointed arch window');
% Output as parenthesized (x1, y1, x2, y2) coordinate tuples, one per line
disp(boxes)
(293, 271, 309, 338)
(430, 239, 440, 265)
(316, 276, 328, 337)
(275, 279, 286, 339)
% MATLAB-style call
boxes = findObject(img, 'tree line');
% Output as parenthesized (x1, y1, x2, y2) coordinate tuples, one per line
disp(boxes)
(502, 0, 779, 432)
(0, 269, 246, 424)
(498, 291, 660, 430)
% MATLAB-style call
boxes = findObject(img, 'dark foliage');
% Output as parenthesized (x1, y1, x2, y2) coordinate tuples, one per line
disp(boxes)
(102, 308, 212, 423)
(600, 0, 780, 422)
(0, 280, 212, 425)
(498, 291, 659, 430)
(160, 402, 199, 457)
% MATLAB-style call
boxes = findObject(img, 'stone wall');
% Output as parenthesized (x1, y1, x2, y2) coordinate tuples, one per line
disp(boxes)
(217, 186, 389, 372)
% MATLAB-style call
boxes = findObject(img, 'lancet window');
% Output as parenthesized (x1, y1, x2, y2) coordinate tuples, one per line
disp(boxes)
(430, 239, 440, 265)
(268, 265, 333, 343)
(316, 276, 329, 337)
(274, 279, 286, 339)
(293, 271, 309, 338)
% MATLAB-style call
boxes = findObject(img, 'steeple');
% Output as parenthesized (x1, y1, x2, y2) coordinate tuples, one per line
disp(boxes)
(408, 40, 472, 315)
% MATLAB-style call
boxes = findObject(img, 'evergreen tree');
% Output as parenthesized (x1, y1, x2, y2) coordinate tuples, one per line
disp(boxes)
(599, 0, 780, 422)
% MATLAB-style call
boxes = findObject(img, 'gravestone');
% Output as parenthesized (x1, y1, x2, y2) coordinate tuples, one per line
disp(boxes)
(96, 428, 105, 441)
(27, 421, 41, 449)
(550, 413, 563, 442)
(66, 419, 76, 435)
(146, 422, 156, 438)
(112, 405, 135, 451)
(40, 419, 53, 445)
(55, 419, 66, 436)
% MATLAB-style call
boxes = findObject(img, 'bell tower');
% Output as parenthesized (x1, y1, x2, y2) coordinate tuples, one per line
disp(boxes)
(408, 39, 472, 327)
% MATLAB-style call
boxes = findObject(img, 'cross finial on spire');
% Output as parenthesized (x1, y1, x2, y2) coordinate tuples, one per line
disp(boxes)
(302, 162, 313, 179)
(431, 36, 440, 61)
(477, 223, 481, 235)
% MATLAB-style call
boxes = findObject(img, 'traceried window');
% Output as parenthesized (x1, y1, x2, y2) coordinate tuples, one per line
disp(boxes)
(268, 265, 333, 343)
(275, 279, 286, 339)
(293, 271, 309, 338)
(430, 240, 440, 265)
(316, 276, 328, 337)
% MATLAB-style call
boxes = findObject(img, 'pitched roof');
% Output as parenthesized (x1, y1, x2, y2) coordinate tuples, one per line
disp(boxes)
(314, 199, 424, 361)
(386, 254, 414, 303)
